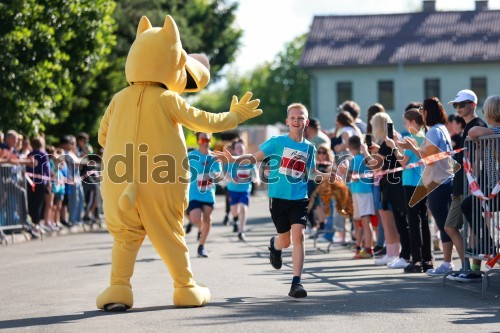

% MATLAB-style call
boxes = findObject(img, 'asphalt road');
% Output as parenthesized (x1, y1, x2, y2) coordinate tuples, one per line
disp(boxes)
(0, 193, 499, 332)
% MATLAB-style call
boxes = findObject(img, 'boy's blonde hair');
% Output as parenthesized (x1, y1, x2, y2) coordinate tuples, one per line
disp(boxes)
(482, 95, 500, 123)
(287, 103, 309, 117)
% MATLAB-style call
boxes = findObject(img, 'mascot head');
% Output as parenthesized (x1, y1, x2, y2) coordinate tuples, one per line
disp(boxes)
(125, 15, 210, 93)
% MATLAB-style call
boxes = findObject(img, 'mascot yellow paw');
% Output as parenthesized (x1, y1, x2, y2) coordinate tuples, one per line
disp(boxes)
(229, 91, 262, 123)
(173, 283, 211, 307)
(96, 285, 134, 311)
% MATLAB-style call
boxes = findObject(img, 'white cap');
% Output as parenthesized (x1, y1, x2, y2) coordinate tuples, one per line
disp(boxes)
(447, 89, 478, 104)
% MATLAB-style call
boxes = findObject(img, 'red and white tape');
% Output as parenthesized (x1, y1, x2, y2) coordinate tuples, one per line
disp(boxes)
(351, 148, 464, 180)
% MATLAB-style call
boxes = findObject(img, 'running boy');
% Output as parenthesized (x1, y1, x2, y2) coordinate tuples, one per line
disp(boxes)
(223, 139, 260, 241)
(187, 132, 221, 258)
(214, 103, 338, 298)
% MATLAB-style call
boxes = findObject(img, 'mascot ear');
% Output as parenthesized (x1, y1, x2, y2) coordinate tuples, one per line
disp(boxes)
(136, 16, 153, 37)
(162, 15, 181, 45)
(184, 53, 210, 92)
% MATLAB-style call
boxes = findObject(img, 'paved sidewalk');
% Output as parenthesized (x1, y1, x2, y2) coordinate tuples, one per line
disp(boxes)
(0, 193, 499, 332)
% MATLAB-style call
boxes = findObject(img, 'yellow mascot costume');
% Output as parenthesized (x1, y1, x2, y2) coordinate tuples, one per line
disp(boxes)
(96, 15, 262, 310)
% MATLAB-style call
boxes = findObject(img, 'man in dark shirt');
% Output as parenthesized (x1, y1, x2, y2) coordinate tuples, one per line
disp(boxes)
(443, 89, 487, 282)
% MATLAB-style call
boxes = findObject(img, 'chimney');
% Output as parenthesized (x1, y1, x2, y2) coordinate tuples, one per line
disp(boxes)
(423, 1, 436, 12)
(475, 1, 488, 11)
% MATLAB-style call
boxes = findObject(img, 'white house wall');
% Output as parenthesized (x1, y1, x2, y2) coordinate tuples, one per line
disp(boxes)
(310, 63, 500, 133)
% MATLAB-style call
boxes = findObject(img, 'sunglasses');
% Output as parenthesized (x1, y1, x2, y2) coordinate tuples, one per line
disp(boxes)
(452, 101, 472, 109)
(317, 151, 327, 155)
(198, 138, 211, 143)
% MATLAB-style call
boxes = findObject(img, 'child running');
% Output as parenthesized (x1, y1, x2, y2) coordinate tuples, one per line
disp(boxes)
(223, 139, 260, 241)
(187, 132, 221, 258)
(214, 103, 339, 298)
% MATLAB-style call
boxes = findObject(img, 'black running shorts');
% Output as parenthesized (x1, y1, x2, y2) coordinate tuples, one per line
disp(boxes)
(269, 197, 309, 234)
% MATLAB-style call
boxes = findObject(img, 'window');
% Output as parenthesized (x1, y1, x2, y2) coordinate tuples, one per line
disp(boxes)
(471, 77, 487, 106)
(337, 82, 352, 106)
(424, 79, 440, 100)
(378, 80, 394, 110)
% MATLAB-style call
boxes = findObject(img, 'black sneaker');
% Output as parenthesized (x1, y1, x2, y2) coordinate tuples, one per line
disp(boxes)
(197, 246, 208, 258)
(373, 245, 385, 256)
(288, 283, 307, 298)
(185, 223, 193, 234)
(422, 260, 434, 273)
(404, 262, 423, 273)
(268, 236, 282, 270)
(222, 215, 229, 226)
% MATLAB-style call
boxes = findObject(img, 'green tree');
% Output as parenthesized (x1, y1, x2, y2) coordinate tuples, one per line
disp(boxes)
(0, 0, 116, 137)
(54, 0, 243, 145)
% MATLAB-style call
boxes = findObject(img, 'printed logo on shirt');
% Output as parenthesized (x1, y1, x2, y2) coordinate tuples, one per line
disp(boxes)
(197, 174, 213, 191)
(235, 168, 251, 182)
(279, 148, 308, 179)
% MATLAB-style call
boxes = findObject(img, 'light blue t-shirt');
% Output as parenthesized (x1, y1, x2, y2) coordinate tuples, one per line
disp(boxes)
(225, 162, 254, 193)
(188, 149, 221, 203)
(425, 124, 453, 184)
(349, 153, 373, 193)
(403, 131, 424, 187)
(259, 135, 316, 200)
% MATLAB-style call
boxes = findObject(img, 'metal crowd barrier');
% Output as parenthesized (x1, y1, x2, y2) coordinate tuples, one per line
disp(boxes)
(0, 164, 30, 244)
(443, 134, 499, 296)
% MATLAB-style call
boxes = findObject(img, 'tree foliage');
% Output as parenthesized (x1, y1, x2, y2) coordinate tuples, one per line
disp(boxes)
(0, 0, 116, 137)
(0, 0, 242, 144)
(54, 0, 242, 144)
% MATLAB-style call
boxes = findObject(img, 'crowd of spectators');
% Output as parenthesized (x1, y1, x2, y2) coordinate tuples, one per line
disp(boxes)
(0, 131, 102, 238)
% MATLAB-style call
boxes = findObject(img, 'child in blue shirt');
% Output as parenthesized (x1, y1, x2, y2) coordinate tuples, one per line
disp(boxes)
(187, 132, 221, 258)
(223, 139, 260, 241)
(347, 136, 375, 259)
(214, 103, 338, 298)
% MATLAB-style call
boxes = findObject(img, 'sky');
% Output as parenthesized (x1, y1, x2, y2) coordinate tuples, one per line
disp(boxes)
(231, 0, 500, 73)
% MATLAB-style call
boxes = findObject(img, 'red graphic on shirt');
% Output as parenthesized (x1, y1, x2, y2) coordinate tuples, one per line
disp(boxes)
(279, 147, 308, 178)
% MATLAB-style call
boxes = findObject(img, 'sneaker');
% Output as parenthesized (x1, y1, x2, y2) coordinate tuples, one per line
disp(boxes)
(353, 249, 373, 259)
(222, 215, 229, 226)
(197, 246, 208, 258)
(288, 283, 307, 298)
(185, 222, 193, 234)
(374, 255, 397, 266)
(238, 232, 246, 241)
(426, 263, 453, 276)
(422, 260, 434, 272)
(373, 246, 386, 256)
(387, 258, 410, 269)
(233, 223, 239, 233)
(446, 271, 461, 281)
(404, 262, 423, 273)
(268, 236, 282, 270)
(454, 272, 483, 283)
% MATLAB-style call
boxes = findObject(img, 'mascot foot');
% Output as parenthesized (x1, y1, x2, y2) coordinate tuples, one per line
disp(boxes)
(96, 285, 133, 311)
(173, 284, 211, 307)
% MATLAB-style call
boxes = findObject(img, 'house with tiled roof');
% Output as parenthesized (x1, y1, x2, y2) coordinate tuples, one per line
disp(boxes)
(299, 0, 500, 131)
